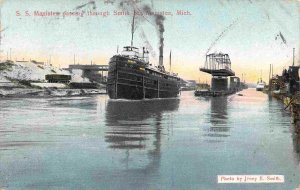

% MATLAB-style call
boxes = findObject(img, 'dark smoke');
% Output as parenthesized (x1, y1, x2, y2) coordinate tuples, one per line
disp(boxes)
(142, 5, 165, 63)
(139, 30, 156, 58)
(117, 0, 166, 65)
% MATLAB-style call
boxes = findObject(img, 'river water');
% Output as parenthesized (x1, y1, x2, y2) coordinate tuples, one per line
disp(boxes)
(0, 89, 299, 190)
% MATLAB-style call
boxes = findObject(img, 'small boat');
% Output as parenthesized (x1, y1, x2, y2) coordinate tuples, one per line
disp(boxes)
(236, 93, 243, 96)
(194, 89, 210, 96)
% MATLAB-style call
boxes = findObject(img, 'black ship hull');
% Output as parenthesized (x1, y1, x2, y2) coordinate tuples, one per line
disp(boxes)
(107, 56, 180, 99)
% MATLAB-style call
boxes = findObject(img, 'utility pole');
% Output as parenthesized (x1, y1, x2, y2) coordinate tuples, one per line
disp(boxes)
(269, 64, 271, 87)
(293, 48, 295, 66)
(271, 64, 273, 77)
(269, 64, 271, 80)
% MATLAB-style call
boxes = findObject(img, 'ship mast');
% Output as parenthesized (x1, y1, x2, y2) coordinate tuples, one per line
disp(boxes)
(169, 50, 172, 72)
(130, 10, 136, 47)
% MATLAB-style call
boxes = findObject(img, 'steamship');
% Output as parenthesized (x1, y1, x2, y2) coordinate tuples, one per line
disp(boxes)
(107, 11, 180, 99)
(256, 71, 265, 91)
(256, 79, 265, 91)
(107, 47, 181, 99)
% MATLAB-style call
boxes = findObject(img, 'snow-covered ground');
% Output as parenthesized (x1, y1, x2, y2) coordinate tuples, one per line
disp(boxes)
(0, 61, 89, 82)
(0, 75, 10, 82)
(31, 83, 68, 88)
(0, 61, 106, 97)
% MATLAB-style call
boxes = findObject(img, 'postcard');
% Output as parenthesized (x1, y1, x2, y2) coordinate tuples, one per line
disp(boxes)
(0, 0, 299, 189)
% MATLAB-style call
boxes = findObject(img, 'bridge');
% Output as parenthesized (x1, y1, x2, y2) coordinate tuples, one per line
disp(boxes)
(65, 64, 108, 71)
(200, 53, 235, 92)
(200, 53, 235, 77)
(64, 64, 109, 83)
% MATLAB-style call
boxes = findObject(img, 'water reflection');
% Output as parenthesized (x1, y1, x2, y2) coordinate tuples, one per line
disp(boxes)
(104, 99, 179, 189)
(46, 97, 101, 110)
(202, 97, 230, 142)
(105, 99, 179, 150)
(292, 129, 300, 163)
(1, 91, 300, 190)
(210, 96, 228, 125)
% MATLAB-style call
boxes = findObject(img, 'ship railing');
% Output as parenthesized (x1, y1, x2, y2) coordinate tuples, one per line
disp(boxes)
(121, 46, 139, 58)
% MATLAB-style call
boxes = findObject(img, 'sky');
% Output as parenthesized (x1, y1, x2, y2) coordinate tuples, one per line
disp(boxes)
(0, 0, 299, 83)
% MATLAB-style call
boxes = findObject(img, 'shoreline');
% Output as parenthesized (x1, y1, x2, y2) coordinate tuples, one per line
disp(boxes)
(0, 87, 107, 98)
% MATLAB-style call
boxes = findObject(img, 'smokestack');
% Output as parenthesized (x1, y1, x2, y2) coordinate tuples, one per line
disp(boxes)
(141, 5, 165, 68)
(159, 51, 163, 67)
